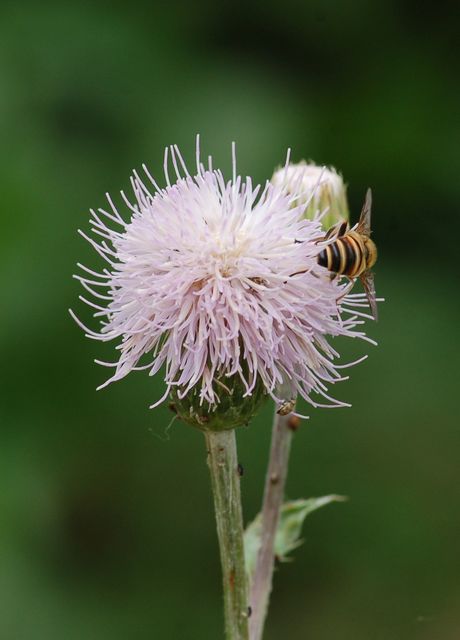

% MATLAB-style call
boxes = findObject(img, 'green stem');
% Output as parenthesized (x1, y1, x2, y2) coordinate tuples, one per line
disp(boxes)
(249, 408, 295, 640)
(205, 429, 250, 640)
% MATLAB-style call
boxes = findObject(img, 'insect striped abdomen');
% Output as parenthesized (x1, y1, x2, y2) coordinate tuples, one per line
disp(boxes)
(318, 232, 366, 277)
(343, 233, 366, 276)
(316, 189, 378, 319)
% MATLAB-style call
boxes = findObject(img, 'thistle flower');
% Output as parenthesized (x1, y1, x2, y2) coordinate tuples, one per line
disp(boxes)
(71, 140, 371, 428)
(271, 161, 349, 229)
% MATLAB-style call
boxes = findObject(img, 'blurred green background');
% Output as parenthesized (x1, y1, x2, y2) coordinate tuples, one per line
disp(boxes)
(1, 1, 459, 638)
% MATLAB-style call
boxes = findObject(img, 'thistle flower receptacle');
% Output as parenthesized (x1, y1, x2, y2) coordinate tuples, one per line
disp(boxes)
(71, 141, 371, 428)
(170, 372, 268, 431)
(271, 161, 349, 230)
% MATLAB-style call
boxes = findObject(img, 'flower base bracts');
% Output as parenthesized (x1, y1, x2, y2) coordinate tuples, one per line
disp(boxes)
(170, 373, 268, 431)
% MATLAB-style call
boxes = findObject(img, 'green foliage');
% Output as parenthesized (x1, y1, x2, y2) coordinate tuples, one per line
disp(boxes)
(244, 496, 346, 580)
(274, 496, 347, 560)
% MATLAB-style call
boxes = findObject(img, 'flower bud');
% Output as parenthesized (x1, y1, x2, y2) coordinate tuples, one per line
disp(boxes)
(169, 374, 268, 431)
(271, 162, 349, 230)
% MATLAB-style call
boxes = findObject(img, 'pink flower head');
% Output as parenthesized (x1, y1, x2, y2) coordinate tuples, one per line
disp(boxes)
(71, 140, 373, 415)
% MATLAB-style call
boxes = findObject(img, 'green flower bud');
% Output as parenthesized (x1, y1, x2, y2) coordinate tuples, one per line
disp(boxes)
(271, 162, 349, 230)
(169, 374, 268, 431)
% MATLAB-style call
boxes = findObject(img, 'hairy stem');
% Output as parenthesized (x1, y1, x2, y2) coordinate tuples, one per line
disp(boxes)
(205, 429, 250, 640)
(249, 408, 296, 640)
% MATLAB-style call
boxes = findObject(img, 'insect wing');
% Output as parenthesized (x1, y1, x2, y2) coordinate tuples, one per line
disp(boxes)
(356, 188, 372, 236)
(360, 270, 378, 321)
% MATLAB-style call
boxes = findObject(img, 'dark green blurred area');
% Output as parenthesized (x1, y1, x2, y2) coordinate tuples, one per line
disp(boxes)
(1, 1, 459, 638)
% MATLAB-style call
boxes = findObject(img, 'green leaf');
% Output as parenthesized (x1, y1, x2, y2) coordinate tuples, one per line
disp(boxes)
(244, 495, 346, 580)
(274, 496, 347, 560)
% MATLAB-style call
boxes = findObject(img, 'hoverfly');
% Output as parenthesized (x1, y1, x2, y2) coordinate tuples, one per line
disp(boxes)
(317, 189, 378, 320)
